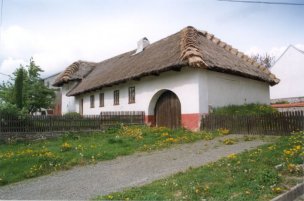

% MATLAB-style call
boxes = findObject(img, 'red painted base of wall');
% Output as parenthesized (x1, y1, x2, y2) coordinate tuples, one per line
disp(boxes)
(181, 113, 201, 131)
(145, 115, 155, 126)
(145, 113, 201, 131)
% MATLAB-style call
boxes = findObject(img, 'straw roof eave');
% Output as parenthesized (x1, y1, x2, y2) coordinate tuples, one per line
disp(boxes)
(53, 78, 82, 87)
(204, 66, 278, 86)
(67, 63, 277, 97)
(66, 63, 187, 96)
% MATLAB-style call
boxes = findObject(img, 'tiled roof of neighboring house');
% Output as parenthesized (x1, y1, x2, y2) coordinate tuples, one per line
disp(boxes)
(271, 102, 304, 108)
(53, 26, 279, 96)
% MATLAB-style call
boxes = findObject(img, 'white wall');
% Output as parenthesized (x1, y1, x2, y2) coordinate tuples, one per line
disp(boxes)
(74, 68, 200, 115)
(198, 69, 209, 114)
(69, 68, 270, 116)
(205, 70, 270, 110)
(270, 46, 304, 99)
(62, 81, 77, 114)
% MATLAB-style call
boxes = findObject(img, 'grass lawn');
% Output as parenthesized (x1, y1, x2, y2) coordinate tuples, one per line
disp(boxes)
(96, 131, 304, 201)
(0, 125, 225, 186)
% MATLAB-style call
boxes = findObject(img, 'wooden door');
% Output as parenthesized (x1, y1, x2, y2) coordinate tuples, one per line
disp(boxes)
(79, 98, 83, 115)
(155, 91, 181, 129)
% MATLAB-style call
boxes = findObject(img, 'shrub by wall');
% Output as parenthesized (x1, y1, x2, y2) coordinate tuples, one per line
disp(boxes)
(212, 103, 278, 115)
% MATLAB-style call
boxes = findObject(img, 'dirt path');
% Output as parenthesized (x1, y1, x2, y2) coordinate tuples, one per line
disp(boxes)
(0, 135, 271, 200)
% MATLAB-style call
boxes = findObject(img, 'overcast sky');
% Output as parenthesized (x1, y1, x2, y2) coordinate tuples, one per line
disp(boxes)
(0, 0, 303, 81)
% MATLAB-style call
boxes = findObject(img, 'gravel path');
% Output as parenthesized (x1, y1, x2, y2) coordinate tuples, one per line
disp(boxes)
(0, 135, 270, 200)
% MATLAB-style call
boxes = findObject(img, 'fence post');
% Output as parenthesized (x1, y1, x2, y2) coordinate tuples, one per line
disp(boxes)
(246, 116, 250, 135)
(0, 114, 2, 133)
(201, 114, 205, 130)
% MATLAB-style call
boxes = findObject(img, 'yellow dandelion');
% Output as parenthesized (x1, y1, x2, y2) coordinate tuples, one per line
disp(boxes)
(272, 187, 282, 194)
(295, 145, 301, 150)
(161, 132, 169, 137)
(227, 153, 237, 159)
(283, 150, 292, 155)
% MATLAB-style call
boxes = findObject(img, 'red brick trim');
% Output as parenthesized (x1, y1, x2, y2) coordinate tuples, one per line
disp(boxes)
(181, 113, 201, 131)
(145, 115, 155, 126)
(145, 113, 201, 131)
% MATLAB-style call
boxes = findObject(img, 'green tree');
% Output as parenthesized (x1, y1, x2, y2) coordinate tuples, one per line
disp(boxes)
(14, 67, 26, 109)
(0, 58, 55, 114)
(0, 81, 14, 104)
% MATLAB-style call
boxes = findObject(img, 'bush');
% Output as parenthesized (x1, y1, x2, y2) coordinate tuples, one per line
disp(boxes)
(0, 102, 29, 132)
(63, 112, 82, 119)
(274, 101, 289, 104)
(0, 102, 21, 117)
(212, 104, 277, 115)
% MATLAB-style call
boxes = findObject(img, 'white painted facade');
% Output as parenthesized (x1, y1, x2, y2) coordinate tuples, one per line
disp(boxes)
(74, 68, 199, 116)
(69, 68, 270, 116)
(61, 81, 77, 114)
(206, 70, 270, 109)
(270, 45, 304, 99)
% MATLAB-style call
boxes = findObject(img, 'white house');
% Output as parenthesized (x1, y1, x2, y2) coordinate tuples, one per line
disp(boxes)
(53, 26, 279, 130)
(42, 72, 62, 115)
(270, 45, 304, 99)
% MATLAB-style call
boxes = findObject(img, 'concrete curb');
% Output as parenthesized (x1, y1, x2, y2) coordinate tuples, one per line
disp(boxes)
(270, 182, 304, 201)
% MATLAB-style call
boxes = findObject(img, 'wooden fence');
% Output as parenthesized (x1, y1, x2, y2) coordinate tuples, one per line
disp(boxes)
(201, 111, 304, 135)
(0, 111, 145, 133)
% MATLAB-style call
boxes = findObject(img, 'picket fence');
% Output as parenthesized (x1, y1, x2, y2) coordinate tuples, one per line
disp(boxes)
(201, 111, 304, 135)
(0, 111, 145, 133)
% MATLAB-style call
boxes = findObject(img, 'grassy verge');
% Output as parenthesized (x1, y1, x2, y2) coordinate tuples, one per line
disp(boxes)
(97, 131, 303, 201)
(0, 125, 225, 186)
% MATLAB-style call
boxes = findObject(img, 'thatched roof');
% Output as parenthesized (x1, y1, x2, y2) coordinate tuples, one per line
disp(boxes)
(53, 61, 96, 86)
(53, 26, 279, 96)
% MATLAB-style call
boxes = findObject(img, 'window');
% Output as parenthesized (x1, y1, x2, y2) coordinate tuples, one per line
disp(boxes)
(99, 93, 104, 107)
(114, 90, 119, 105)
(90, 95, 95, 108)
(128, 86, 135, 104)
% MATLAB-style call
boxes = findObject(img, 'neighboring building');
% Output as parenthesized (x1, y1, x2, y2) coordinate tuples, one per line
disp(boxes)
(271, 97, 304, 112)
(53, 26, 279, 130)
(270, 45, 304, 99)
(43, 72, 62, 115)
(271, 97, 304, 104)
(271, 102, 304, 112)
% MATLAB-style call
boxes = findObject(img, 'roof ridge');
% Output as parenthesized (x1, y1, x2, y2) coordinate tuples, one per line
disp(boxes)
(273, 44, 304, 67)
(180, 26, 208, 68)
(60, 61, 81, 83)
(181, 26, 279, 84)
(53, 60, 97, 86)
(202, 29, 280, 83)
(291, 44, 304, 54)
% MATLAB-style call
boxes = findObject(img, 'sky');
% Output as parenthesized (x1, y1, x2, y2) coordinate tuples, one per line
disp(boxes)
(0, 0, 303, 82)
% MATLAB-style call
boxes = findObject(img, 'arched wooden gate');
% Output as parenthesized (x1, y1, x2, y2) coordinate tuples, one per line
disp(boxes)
(155, 91, 181, 129)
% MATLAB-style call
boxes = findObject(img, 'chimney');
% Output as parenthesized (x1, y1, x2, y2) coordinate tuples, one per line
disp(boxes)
(134, 37, 150, 55)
